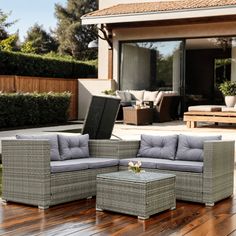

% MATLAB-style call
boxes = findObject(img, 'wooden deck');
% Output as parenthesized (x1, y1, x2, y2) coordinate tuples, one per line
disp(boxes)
(0, 170, 236, 236)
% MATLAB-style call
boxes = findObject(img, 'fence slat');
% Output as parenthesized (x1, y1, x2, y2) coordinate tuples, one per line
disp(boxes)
(0, 75, 78, 120)
(0, 75, 15, 92)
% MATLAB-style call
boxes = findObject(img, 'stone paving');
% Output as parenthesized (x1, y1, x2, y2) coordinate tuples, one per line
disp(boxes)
(1, 120, 236, 158)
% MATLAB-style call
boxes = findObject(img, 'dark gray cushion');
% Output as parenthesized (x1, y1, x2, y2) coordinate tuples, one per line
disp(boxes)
(58, 134, 89, 160)
(176, 134, 221, 162)
(16, 134, 60, 161)
(51, 159, 89, 173)
(137, 134, 178, 160)
(119, 158, 157, 169)
(155, 159, 203, 173)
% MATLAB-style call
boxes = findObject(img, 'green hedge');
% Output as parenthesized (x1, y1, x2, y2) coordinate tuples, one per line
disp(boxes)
(0, 92, 71, 128)
(0, 50, 97, 78)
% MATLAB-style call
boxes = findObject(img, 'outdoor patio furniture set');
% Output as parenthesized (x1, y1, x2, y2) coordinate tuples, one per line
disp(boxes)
(2, 133, 234, 219)
(116, 90, 181, 123)
(184, 105, 236, 128)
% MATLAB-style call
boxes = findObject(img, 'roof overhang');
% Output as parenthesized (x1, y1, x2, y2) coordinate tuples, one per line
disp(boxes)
(81, 6, 236, 25)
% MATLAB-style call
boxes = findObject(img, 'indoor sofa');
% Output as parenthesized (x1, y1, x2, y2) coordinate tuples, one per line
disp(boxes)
(1, 133, 234, 208)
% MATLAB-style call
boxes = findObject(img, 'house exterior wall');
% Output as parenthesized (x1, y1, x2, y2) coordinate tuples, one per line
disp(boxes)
(98, 0, 166, 79)
(97, 0, 236, 84)
(111, 21, 236, 84)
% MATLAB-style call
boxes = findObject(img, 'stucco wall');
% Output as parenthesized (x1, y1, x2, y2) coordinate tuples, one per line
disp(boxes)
(98, 0, 170, 79)
(78, 79, 117, 119)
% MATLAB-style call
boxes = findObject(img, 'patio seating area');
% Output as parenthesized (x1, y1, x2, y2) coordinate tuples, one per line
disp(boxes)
(0, 120, 236, 235)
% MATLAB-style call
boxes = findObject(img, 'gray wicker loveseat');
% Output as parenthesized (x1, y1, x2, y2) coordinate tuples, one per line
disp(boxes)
(2, 134, 135, 209)
(1, 133, 234, 209)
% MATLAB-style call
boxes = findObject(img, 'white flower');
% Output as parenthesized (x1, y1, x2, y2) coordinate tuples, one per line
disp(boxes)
(128, 161, 134, 167)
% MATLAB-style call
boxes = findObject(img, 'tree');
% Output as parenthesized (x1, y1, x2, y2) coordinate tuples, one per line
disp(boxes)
(0, 34, 19, 51)
(0, 9, 15, 40)
(54, 0, 98, 60)
(20, 41, 36, 54)
(23, 24, 58, 54)
(0, 9, 19, 51)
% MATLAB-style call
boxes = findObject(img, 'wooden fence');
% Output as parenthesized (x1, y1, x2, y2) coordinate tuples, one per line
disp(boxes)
(0, 75, 78, 120)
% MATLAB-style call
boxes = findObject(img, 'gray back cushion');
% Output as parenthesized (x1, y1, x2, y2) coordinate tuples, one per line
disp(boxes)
(58, 134, 89, 160)
(137, 134, 178, 160)
(16, 134, 60, 161)
(176, 134, 222, 162)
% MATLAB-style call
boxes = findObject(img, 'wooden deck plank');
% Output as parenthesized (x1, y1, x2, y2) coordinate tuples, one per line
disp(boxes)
(0, 170, 235, 236)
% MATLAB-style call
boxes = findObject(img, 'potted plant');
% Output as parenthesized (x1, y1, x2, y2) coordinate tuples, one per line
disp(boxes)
(219, 81, 236, 107)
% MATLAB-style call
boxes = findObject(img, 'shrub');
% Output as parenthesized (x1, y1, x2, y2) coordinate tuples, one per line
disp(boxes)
(0, 92, 71, 128)
(0, 50, 97, 78)
(219, 81, 236, 96)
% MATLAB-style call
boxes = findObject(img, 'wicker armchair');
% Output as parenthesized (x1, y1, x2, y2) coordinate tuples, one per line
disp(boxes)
(154, 95, 181, 122)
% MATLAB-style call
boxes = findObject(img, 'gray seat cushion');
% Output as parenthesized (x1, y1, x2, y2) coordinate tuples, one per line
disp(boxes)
(176, 134, 221, 162)
(155, 159, 203, 173)
(119, 158, 158, 169)
(76, 158, 119, 169)
(16, 134, 60, 161)
(51, 158, 119, 173)
(58, 134, 89, 160)
(137, 134, 178, 160)
(119, 158, 203, 173)
(51, 159, 89, 173)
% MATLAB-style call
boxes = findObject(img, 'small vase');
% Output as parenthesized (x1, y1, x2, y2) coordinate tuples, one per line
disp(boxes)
(225, 96, 236, 107)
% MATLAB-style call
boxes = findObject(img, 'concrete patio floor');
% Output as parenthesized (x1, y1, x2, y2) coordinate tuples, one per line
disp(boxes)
(1, 120, 236, 156)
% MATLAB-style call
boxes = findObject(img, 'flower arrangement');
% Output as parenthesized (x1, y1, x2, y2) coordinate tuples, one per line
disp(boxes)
(128, 161, 142, 173)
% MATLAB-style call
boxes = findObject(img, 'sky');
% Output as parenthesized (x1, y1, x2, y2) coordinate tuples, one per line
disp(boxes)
(1, 0, 67, 41)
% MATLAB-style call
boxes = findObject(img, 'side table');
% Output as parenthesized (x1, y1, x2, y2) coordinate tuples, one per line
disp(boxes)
(123, 107, 153, 125)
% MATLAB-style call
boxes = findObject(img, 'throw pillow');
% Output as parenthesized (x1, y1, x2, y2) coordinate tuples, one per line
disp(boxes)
(176, 134, 222, 162)
(128, 90, 144, 101)
(154, 91, 164, 105)
(143, 91, 158, 102)
(16, 134, 60, 161)
(137, 134, 178, 160)
(58, 134, 89, 160)
(116, 90, 132, 103)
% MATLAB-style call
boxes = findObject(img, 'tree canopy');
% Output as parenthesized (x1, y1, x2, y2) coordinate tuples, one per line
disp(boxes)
(23, 23, 58, 54)
(0, 9, 16, 40)
(54, 0, 98, 60)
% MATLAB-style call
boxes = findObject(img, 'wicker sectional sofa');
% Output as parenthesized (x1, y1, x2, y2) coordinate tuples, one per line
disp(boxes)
(1, 134, 234, 209)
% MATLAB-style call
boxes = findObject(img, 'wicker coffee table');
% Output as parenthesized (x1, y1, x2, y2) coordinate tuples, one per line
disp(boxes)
(123, 107, 153, 125)
(96, 171, 176, 219)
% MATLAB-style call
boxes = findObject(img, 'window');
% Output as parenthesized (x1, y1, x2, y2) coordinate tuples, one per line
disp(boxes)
(120, 40, 183, 92)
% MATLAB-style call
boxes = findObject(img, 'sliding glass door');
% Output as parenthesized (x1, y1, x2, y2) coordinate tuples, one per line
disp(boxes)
(120, 40, 184, 93)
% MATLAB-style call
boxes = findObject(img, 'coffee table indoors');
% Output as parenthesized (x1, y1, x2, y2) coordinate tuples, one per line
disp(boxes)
(123, 107, 153, 125)
(96, 171, 176, 220)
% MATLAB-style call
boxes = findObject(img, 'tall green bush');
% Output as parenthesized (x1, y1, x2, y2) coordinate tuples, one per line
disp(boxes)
(0, 50, 97, 78)
(0, 92, 71, 128)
